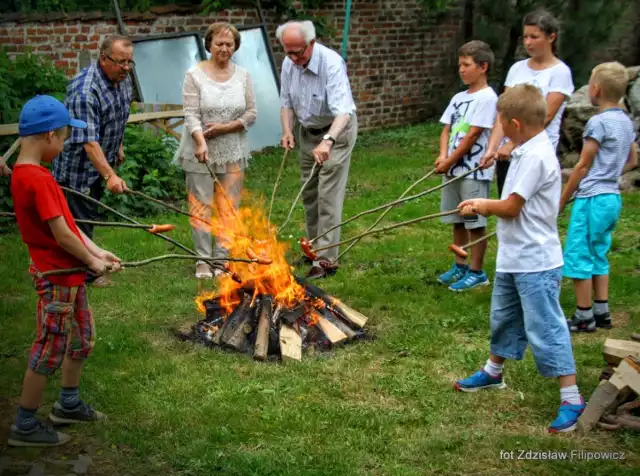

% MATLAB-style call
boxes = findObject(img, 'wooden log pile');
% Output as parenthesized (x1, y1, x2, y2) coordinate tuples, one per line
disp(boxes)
(182, 276, 370, 361)
(578, 337, 640, 433)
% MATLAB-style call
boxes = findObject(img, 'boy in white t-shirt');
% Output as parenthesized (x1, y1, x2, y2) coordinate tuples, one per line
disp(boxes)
(435, 41, 498, 292)
(454, 84, 584, 433)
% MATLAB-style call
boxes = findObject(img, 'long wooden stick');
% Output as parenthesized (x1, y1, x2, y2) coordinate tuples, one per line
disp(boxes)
(38, 254, 272, 278)
(278, 162, 318, 234)
(204, 161, 243, 226)
(331, 167, 437, 264)
(312, 209, 460, 253)
(310, 166, 481, 245)
(0, 211, 175, 232)
(60, 186, 196, 256)
(1, 137, 20, 162)
(126, 189, 211, 227)
(267, 148, 289, 229)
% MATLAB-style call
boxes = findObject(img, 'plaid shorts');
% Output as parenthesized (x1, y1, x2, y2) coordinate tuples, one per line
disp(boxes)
(29, 264, 95, 375)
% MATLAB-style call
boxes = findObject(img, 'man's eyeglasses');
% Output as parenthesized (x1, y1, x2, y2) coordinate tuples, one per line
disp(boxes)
(104, 55, 135, 68)
(285, 44, 308, 58)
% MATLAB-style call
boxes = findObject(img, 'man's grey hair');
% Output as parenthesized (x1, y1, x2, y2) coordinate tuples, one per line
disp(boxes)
(275, 21, 316, 45)
(100, 35, 133, 56)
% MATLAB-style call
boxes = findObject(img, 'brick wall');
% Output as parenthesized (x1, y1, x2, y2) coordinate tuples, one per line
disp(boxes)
(0, 2, 464, 131)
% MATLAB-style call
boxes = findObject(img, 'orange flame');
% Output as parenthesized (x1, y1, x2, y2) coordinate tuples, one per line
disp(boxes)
(191, 186, 305, 315)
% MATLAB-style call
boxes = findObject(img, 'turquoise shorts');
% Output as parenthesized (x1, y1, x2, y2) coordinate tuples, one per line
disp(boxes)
(563, 194, 621, 279)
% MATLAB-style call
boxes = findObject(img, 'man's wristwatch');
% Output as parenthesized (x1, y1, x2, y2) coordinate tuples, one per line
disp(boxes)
(322, 134, 335, 144)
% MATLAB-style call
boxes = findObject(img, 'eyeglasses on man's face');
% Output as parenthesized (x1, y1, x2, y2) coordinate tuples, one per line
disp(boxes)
(104, 55, 135, 68)
(285, 44, 308, 58)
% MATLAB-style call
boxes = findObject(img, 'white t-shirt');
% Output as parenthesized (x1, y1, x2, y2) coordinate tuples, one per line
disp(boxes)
(496, 131, 563, 273)
(504, 59, 574, 149)
(439, 87, 498, 182)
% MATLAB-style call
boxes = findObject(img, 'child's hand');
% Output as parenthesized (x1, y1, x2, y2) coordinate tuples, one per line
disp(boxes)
(434, 155, 450, 174)
(88, 257, 112, 276)
(479, 150, 496, 169)
(458, 198, 490, 217)
(496, 141, 516, 161)
(98, 250, 122, 273)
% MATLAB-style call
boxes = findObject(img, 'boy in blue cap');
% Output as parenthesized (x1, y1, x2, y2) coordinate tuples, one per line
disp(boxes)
(8, 95, 121, 447)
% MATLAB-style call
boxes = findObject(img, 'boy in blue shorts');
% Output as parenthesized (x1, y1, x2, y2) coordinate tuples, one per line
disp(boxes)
(454, 84, 584, 433)
(8, 95, 121, 447)
(560, 62, 638, 332)
(435, 40, 498, 291)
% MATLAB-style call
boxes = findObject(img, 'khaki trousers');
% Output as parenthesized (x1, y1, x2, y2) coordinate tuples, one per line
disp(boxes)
(185, 169, 243, 263)
(295, 114, 358, 263)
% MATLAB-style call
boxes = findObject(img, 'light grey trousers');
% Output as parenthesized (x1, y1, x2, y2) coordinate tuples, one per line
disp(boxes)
(295, 114, 358, 263)
(185, 169, 244, 264)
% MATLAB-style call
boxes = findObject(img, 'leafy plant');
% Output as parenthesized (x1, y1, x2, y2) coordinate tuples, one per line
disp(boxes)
(101, 126, 185, 218)
(0, 48, 69, 212)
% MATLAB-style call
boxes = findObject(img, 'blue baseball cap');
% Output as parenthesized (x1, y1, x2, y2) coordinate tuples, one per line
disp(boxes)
(19, 95, 87, 137)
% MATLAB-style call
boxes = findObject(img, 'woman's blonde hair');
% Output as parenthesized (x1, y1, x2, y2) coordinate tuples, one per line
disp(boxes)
(204, 22, 241, 53)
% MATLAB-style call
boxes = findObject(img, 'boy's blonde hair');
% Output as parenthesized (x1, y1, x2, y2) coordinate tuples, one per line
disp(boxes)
(497, 84, 547, 128)
(591, 62, 629, 102)
(458, 40, 494, 73)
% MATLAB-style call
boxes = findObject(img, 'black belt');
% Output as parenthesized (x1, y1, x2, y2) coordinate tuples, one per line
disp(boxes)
(304, 124, 331, 135)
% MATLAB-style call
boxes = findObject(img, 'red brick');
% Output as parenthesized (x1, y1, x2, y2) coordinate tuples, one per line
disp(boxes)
(63, 52, 77, 59)
(82, 26, 91, 34)
(54, 27, 67, 34)
(74, 34, 88, 41)
(68, 27, 79, 34)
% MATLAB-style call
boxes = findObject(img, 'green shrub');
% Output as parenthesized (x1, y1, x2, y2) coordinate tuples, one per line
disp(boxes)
(101, 126, 186, 218)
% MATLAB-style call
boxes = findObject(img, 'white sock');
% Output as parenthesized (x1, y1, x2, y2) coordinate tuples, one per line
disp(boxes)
(483, 359, 504, 378)
(560, 385, 582, 405)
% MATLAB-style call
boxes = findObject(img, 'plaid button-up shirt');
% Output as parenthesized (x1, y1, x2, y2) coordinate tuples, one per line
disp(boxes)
(53, 62, 133, 192)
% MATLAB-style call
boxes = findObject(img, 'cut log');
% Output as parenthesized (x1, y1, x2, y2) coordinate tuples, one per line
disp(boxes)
(253, 296, 273, 361)
(312, 311, 348, 344)
(297, 276, 369, 328)
(320, 308, 356, 339)
(219, 294, 254, 351)
(579, 357, 640, 433)
(279, 323, 301, 361)
(604, 339, 640, 366)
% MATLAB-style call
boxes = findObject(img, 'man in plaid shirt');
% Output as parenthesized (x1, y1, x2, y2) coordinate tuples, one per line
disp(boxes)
(53, 35, 133, 285)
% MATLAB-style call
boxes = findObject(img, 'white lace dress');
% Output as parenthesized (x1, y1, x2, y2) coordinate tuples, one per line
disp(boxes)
(175, 64, 257, 174)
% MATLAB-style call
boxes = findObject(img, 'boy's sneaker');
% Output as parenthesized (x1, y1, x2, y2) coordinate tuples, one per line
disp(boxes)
(595, 312, 613, 329)
(568, 315, 596, 333)
(438, 264, 467, 285)
(449, 270, 490, 292)
(8, 422, 71, 447)
(454, 369, 507, 392)
(548, 399, 586, 433)
(49, 401, 105, 424)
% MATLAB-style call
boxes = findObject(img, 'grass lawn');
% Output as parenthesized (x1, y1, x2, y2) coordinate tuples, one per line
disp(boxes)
(0, 123, 639, 475)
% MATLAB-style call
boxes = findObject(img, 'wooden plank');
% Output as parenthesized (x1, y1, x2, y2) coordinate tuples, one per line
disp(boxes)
(331, 299, 368, 328)
(0, 108, 185, 136)
(578, 380, 621, 433)
(279, 323, 301, 362)
(604, 339, 640, 366)
(612, 358, 640, 394)
(253, 296, 272, 361)
(312, 311, 348, 344)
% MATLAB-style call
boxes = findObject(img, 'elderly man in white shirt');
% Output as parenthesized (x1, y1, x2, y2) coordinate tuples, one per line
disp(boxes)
(277, 20, 358, 279)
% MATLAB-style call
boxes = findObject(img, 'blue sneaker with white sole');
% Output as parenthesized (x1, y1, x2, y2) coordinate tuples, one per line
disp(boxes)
(454, 369, 507, 392)
(438, 264, 467, 285)
(449, 270, 490, 291)
(548, 399, 586, 433)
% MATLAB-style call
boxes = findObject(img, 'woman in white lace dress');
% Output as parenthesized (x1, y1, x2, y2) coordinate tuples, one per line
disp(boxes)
(176, 22, 257, 278)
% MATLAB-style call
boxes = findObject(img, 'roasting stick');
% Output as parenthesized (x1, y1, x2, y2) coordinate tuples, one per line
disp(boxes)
(310, 209, 461, 255)
(0, 211, 175, 234)
(125, 189, 211, 227)
(203, 161, 244, 227)
(330, 167, 437, 265)
(38, 254, 273, 278)
(277, 162, 319, 234)
(267, 148, 289, 231)
(307, 165, 482, 247)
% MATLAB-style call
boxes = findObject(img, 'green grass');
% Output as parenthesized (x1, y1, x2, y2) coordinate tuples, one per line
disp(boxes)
(1, 123, 639, 475)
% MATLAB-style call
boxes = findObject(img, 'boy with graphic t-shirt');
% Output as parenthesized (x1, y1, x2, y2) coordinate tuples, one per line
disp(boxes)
(454, 84, 584, 433)
(435, 41, 498, 292)
(560, 62, 638, 332)
(8, 96, 121, 447)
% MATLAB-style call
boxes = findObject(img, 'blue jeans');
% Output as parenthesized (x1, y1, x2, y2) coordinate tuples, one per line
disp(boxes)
(490, 267, 576, 378)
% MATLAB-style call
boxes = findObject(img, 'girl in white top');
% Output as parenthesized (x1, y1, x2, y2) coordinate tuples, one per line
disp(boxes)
(482, 10, 574, 194)
(175, 22, 257, 279)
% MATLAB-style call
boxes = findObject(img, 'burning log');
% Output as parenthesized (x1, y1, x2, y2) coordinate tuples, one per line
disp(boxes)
(297, 277, 368, 328)
(311, 310, 348, 345)
(253, 296, 273, 361)
(279, 323, 302, 362)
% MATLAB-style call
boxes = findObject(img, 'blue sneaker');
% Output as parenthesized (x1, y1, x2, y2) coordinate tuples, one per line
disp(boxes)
(454, 369, 507, 392)
(449, 270, 490, 292)
(548, 399, 586, 433)
(438, 264, 467, 285)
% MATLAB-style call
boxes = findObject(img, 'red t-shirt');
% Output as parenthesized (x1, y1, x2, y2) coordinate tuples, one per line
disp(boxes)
(11, 164, 87, 286)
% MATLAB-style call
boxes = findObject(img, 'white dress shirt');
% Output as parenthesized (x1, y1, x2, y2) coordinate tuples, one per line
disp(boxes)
(280, 43, 356, 128)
